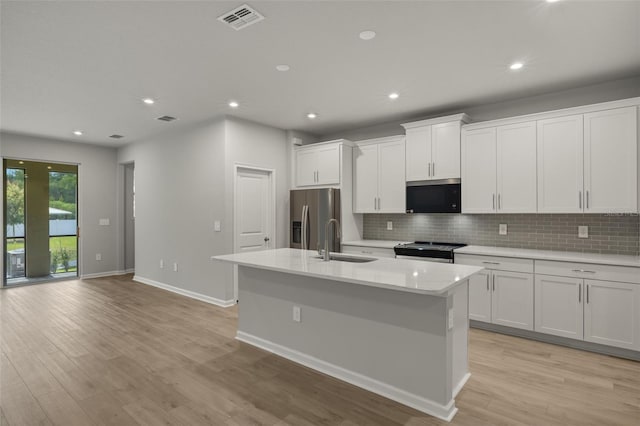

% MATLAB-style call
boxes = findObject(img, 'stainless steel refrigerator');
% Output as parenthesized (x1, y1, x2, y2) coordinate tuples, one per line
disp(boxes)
(290, 188, 341, 252)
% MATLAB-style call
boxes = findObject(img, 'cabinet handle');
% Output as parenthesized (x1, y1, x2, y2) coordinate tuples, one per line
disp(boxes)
(493, 194, 496, 210)
(579, 191, 582, 209)
(498, 194, 501, 210)
(586, 284, 590, 304)
(428, 163, 431, 177)
(492, 275, 496, 292)
(586, 190, 590, 209)
(578, 283, 582, 303)
(482, 261, 500, 265)
(377, 197, 381, 210)
(572, 269, 596, 274)
(432, 162, 435, 176)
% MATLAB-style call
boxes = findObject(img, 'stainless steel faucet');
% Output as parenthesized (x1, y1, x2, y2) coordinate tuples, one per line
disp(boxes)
(323, 218, 341, 261)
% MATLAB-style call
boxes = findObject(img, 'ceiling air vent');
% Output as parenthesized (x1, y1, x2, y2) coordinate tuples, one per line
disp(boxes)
(156, 115, 177, 122)
(218, 4, 264, 30)
(109, 134, 124, 139)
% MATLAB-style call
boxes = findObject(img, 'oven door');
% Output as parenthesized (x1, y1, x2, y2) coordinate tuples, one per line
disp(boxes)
(395, 255, 452, 263)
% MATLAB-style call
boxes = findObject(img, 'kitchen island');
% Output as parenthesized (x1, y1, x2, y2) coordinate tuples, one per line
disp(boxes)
(212, 248, 483, 421)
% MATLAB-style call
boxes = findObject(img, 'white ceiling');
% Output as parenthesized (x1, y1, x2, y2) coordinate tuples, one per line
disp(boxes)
(1, 1, 639, 146)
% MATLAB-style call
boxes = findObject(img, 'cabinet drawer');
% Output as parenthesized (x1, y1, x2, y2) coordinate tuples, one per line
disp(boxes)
(342, 245, 396, 259)
(455, 254, 533, 273)
(535, 260, 640, 284)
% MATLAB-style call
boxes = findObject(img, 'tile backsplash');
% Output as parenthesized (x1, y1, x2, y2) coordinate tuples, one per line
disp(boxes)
(363, 213, 640, 256)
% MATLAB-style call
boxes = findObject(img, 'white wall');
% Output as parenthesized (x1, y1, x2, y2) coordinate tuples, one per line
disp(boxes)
(320, 75, 640, 141)
(117, 116, 288, 304)
(0, 132, 119, 277)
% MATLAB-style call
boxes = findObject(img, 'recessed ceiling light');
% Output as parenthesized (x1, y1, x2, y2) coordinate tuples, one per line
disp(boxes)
(509, 62, 524, 70)
(229, 101, 239, 108)
(388, 92, 399, 100)
(307, 112, 317, 119)
(546, 0, 559, 3)
(73, 130, 83, 136)
(276, 64, 290, 72)
(142, 98, 155, 105)
(359, 30, 376, 40)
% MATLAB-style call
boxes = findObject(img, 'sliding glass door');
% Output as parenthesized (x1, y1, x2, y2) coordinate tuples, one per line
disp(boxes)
(4, 159, 78, 286)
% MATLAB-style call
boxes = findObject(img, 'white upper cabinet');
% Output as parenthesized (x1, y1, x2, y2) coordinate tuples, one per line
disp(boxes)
(294, 142, 341, 187)
(353, 137, 406, 214)
(584, 107, 638, 213)
(431, 121, 463, 180)
(402, 114, 468, 182)
(537, 114, 584, 213)
(461, 128, 497, 213)
(538, 107, 638, 213)
(496, 122, 537, 213)
(462, 122, 537, 214)
(405, 127, 431, 181)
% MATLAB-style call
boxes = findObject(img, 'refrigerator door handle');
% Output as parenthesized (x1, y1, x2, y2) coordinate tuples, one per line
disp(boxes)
(301, 205, 307, 250)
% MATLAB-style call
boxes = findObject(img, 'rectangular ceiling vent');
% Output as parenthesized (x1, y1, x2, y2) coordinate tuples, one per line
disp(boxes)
(109, 134, 124, 139)
(218, 4, 264, 30)
(156, 115, 177, 122)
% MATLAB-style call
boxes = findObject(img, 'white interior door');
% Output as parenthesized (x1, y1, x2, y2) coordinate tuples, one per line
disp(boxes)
(234, 166, 276, 301)
(236, 167, 274, 252)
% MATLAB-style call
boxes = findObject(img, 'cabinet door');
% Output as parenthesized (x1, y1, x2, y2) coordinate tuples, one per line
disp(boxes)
(584, 107, 638, 213)
(537, 115, 584, 213)
(431, 121, 461, 180)
(497, 122, 537, 213)
(461, 128, 496, 213)
(534, 275, 583, 339)
(491, 271, 534, 330)
(353, 144, 379, 213)
(468, 270, 492, 322)
(295, 149, 317, 187)
(377, 140, 406, 213)
(584, 279, 640, 350)
(316, 144, 341, 185)
(405, 126, 431, 181)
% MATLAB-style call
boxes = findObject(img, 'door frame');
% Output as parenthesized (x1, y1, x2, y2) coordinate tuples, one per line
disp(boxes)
(233, 163, 276, 301)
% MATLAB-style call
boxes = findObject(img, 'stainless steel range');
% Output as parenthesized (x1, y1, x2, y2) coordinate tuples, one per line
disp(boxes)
(393, 241, 466, 263)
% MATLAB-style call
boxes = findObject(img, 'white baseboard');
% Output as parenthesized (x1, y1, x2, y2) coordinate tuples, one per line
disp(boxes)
(81, 270, 128, 279)
(124, 268, 135, 274)
(236, 331, 458, 422)
(452, 372, 471, 398)
(133, 275, 235, 308)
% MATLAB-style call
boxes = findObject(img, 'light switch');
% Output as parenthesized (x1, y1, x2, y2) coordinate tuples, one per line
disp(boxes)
(578, 226, 589, 239)
(386, 221, 393, 231)
(214, 220, 221, 232)
(499, 224, 507, 235)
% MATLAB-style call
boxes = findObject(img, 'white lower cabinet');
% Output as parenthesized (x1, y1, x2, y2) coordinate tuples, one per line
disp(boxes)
(535, 274, 640, 351)
(584, 279, 640, 350)
(535, 275, 584, 339)
(464, 260, 534, 330)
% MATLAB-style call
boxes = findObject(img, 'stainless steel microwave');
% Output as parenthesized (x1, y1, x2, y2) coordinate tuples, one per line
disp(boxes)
(406, 179, 461, 214)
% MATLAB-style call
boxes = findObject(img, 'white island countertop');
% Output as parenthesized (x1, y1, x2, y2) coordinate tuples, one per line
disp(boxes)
(212, 248, 483, 296)
(455, 245, 640, 268)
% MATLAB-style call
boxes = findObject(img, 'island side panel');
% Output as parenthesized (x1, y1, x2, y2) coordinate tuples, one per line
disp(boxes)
(450, 281, 470, 396)
(236, 265, 457, 410)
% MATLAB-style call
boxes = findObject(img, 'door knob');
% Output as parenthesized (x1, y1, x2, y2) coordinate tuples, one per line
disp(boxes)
(264, 237, 270, 242)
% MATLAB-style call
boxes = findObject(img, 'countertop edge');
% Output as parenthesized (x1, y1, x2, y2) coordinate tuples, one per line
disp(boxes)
(455, 246, 640, 268)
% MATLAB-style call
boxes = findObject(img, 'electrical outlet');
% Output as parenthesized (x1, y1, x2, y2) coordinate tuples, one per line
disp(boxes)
(448, 308, 454, 330)
(173, 262, 178, 272)
(578, 226, 589, 239)
(160, 259, 164, 269)
(214, 220, 221, 232)
(386, 221, 393, 230)
(292, 306, 301, 322)
(95, 253, 102, 261)
(499, 224, 508, 235)
(99, 218, 110, 226)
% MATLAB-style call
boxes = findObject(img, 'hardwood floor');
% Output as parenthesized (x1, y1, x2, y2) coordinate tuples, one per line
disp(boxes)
(1, 275, 638, 425)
